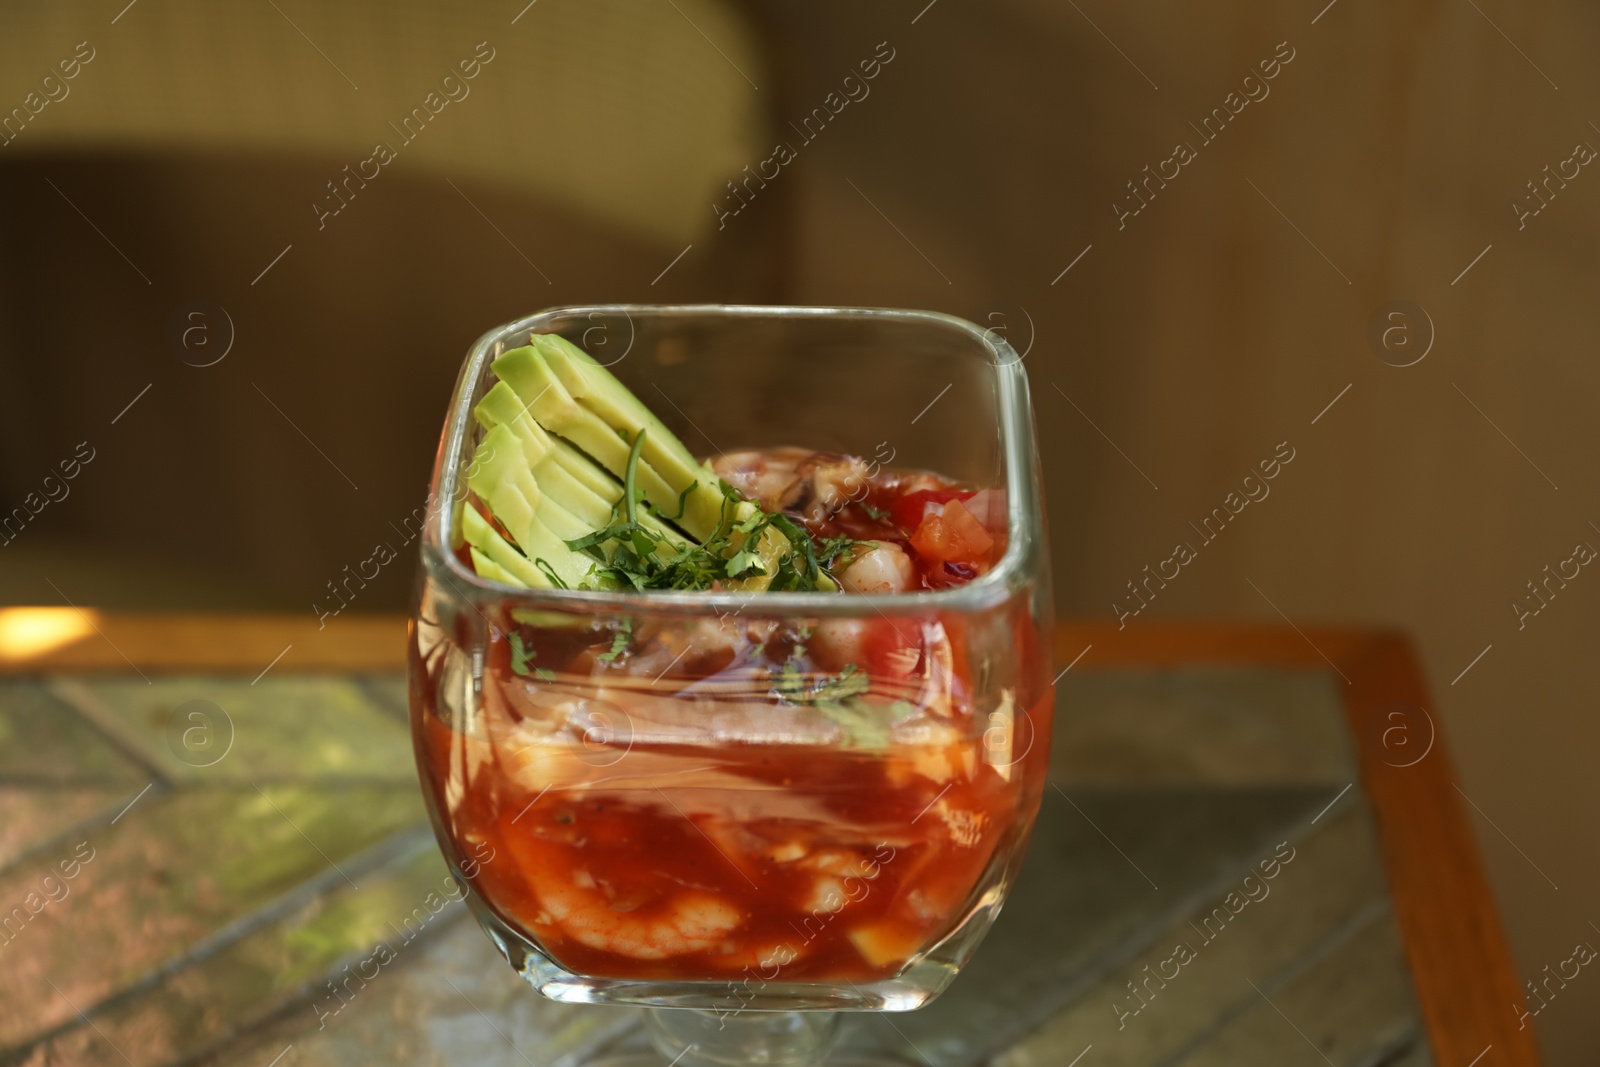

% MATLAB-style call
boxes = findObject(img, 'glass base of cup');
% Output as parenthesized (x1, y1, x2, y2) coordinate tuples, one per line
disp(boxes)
(582, 1057, 916, 1067)
(644, 1007, 839, 1066)
(567, 1008, 916, 1067)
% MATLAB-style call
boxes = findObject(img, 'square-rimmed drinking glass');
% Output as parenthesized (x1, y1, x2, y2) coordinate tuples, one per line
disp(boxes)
(409, 305, 1053, 1067)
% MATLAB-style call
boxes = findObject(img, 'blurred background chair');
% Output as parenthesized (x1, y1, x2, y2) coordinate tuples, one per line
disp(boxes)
(0, 0, 790, 608)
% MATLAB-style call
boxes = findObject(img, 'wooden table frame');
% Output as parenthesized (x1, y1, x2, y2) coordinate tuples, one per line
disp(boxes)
(1055, 621, 1538, 1067)
(1, 613, 1539, 1066)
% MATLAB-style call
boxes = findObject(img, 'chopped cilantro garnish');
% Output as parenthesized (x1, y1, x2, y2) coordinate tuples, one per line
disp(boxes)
(596, 618, 632, 663)
(662, 479, 698, 522)
(509, 632, 555, 680)
(508, 632, 536, 676)
(534, 558, 570, 589)
(768, 657, 870, 705)
(815, 663, 870, 702)
(622, 427, 647, 526)
(766, 514, 821, 590)
(556, 473, 801, 593)
(725, 546, 766, 578)
(532, 436, 871, 595)
(818, 534, 870, 572)
(763, 660, 900, 747)
(773, 659, 807, 700)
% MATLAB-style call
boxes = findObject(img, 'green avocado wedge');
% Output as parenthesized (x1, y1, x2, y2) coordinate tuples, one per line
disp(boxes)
(527, 335, 730, 541)
(461, 333, 846, 594)
(465, 425, 595, 589)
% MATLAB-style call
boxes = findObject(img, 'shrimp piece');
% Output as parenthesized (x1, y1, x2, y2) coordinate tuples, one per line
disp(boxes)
(534, 862, 743, 960)
(811, 618, 868, 671)
(622, 617, 774, 680)
(839, 543, 915, 594)
(801, 848, 882, 881)
(766, 840, 809, 864)
(930, 798, 989, 848)
(714, 448, 811, 511)
(806, 877, 851, 914)
(713, 448, 868, 520)
(807, 455, 868, 515)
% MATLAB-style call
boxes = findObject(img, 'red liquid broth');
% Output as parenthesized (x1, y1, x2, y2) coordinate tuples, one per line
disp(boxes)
(418, 461, 1044, 983)
(417, 657, 1049, 983)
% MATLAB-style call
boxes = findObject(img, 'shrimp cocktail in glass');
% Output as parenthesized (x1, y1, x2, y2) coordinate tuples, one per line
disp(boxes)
(409, 306, 1054, 1066)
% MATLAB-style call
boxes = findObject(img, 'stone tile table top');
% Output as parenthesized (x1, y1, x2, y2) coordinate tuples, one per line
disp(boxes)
(0, 615, 1536, 1066)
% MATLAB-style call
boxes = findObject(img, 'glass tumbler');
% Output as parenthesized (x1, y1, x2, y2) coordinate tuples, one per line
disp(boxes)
(409, 305, 1054, 1066)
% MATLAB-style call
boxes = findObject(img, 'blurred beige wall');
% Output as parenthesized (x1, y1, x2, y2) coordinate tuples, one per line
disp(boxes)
(766, 2, 1600, 1061)
(0, 0, 790, 609)
(0, 0, 764, 246)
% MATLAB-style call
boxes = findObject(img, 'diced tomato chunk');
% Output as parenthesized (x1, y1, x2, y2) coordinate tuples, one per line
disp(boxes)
(890, 488, 975, 532)
(910, 499, 994, 566)
(960, 489, 1005, 530)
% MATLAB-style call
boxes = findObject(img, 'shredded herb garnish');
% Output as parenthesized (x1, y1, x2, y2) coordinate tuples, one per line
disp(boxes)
(773, 659, 807, 700)
(507, 632, 555, 680)
(559, 477, 776, 592)
(508, 632, 535, 676)
(622, 427, 647, 526)
(662, 479, 698, 522)
(596, 618, 632, 663)
(725, 546, 766, 578)
(769, 657, 870, 704)
(534, 558, 570, 589)
(815, 662, 870, 703)
(765, 659, 895, 746)
(766, 514, 820, 591)
(813, 691, 919, 749)
(819, 534, 870, 572)
(861, 503, 891, 522)
(547, 449, 865, 594)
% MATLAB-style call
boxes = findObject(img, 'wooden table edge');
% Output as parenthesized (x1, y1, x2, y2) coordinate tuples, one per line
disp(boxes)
(0, 611, 409, 674)
(0, 612, 1539, 1063)
(1053, 620, 1539, 1067)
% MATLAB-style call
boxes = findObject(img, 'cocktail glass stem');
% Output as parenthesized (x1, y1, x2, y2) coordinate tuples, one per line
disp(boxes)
(644, 1007, 841, 1066)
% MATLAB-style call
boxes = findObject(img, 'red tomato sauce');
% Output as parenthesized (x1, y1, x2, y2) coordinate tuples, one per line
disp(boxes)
(419, 456, 1043, 986)
(421, 707, 1045, 982)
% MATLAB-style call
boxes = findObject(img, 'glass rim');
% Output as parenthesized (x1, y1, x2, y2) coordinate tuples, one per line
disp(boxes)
(421, 303, 1043, 617)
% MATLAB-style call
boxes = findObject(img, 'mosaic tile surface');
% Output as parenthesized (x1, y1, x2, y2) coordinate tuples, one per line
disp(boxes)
(0, 668, 1428, 1066)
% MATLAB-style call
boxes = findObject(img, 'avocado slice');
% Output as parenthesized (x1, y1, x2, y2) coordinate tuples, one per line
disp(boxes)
(464, 334, 827, 594)
(475, 380, 690, 552)
(491, 346, 725, 540)
(529, 335, 728, 538)
(477, 382, 618, 525)
(470, 426, 572, 535)
(469, 546, 529, 587)
(466, 425, 594, 588)
(548, 438, 623, 500)
(474, 381, 554, 465)
(505, 339, 792, 586)
(462, 506, 546, 587)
